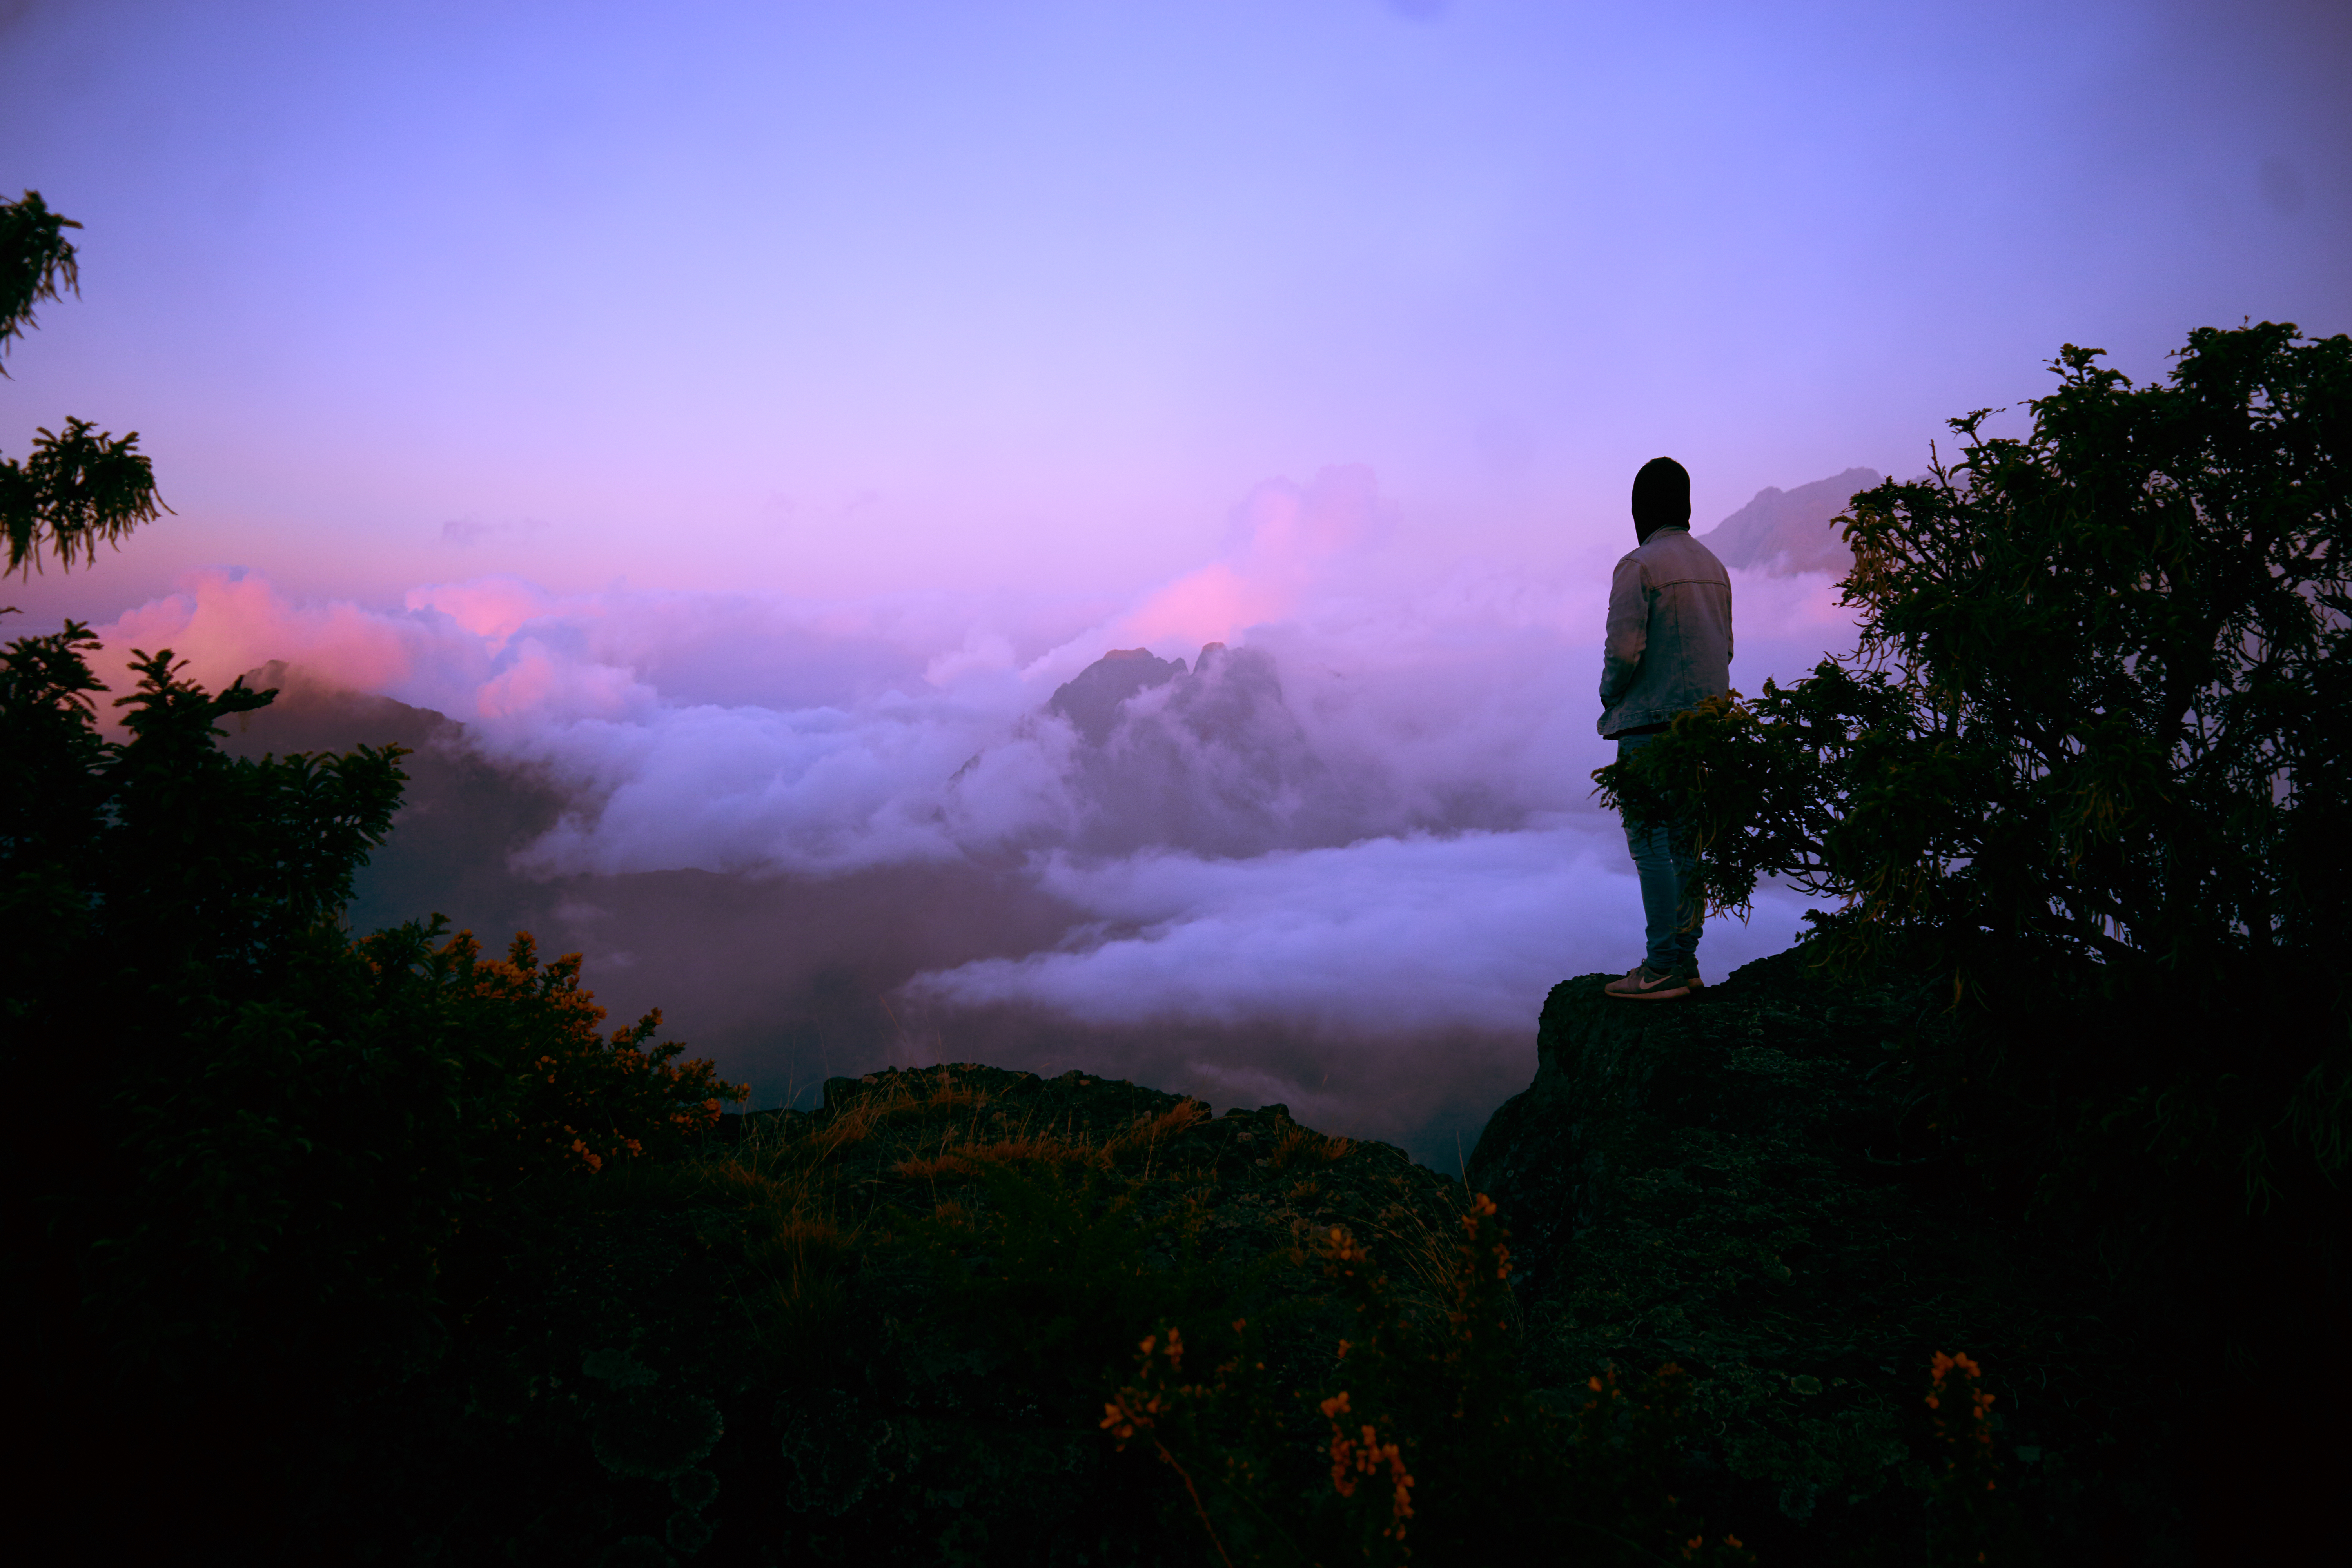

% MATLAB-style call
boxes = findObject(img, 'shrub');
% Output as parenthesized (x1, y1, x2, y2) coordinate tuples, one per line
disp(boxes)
(1920, 1352, 2033, 1566)
(2, 621, 741, 1492)
(356, 922, 741, 1181)
(1103, 1196, 1756, 1566)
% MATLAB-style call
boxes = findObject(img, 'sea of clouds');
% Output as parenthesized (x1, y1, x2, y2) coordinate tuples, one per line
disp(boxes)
(87, 467, 1866, 1161)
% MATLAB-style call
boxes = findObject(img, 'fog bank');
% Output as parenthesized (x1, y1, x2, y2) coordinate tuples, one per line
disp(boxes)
(171, 467, 1859, 1163)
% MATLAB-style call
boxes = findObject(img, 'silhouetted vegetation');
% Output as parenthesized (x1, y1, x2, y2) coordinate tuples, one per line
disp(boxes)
(314, 1063, 1761, 1564)
(5, 624, 745, 1546)
(1, 190, 167, 575)
(4, 638, 2079, 1564)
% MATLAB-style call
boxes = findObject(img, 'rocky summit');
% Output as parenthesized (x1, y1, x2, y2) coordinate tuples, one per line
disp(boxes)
(1469, 948, 2172, 1561)
(1694, 468, 1882, 577)
(1043, 648, 1192, 744)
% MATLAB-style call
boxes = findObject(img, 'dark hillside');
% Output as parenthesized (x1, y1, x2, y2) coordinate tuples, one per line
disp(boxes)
(303, 1065, 1492, 1563)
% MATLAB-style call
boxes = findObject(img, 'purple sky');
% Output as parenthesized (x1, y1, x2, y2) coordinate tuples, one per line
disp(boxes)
(5, 1, 2347, 1154)
(7, 0, 2344, 617)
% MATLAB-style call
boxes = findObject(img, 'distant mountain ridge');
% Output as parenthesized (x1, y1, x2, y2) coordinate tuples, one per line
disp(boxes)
(1697, 466, 1882, 577)
(1043, 646, 1193, 744)
(1022, 640, 1352, 856)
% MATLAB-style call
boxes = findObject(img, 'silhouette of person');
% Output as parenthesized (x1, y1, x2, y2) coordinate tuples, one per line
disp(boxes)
(1598, 456, 1732, 1000)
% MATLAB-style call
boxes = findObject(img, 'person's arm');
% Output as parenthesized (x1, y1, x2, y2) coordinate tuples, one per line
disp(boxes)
(1599, 554, 1648, 708)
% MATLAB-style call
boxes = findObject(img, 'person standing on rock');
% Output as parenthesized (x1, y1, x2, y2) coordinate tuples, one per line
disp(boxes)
(1599, 456, 1732, 1000)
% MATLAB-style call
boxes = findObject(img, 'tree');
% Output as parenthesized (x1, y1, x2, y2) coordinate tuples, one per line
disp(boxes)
(1, 189, 168, 575)
(1597, 321, 2350, 1308)
(4, 621, 744, 1548)
(1, 194, 745, 1547)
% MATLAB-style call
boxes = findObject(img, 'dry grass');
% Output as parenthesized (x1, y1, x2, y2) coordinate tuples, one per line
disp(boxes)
(891, 1136, 1095, 1181)
(838, 1073, 1221, 1186)
(1102, 1098, 1212, 1167)
(1267, 1125, 1354, 1172)
(663, 1068, 1216, 1369)
(621, 1065, 1493, 1379)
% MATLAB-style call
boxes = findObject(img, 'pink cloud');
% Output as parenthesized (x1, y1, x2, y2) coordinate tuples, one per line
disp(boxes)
(1114, 561, 1289, 653)
(472, 637, 652, 723)
(1030, 465, 1390, 679)
(1225, 464, 1385, 566)
(93, 569, 428, 713)
(405, 577, 559, 653)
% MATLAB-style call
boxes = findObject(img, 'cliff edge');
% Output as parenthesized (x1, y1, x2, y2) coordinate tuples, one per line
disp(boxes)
(1467, 947, 2166, 1556)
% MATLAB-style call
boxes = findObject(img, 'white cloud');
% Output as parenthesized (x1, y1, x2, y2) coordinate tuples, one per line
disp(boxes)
(904, 826, 1821, 1034)
(89, 467, 1857, 1054)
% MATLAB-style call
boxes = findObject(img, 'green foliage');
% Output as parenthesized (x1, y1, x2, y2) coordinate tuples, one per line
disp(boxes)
(2, 630, 399, 1034)
(592, 1387, 726, 1479)
(1594, 322, 2352, 1303)
(0, 616, 110, 978)
(342, 1066, 1757, 1563)
(667, 1467, 720, 1511)
(893, 1148, 1247, 1412)
(347, 984, 2195, 1564)
(328, 1069, 1361, 1561)
(383, 924, 744, 1178)
(0, 191, 169, 574)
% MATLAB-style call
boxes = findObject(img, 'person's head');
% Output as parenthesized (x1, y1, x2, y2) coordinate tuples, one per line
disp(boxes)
(1631, 456, 1691, 542)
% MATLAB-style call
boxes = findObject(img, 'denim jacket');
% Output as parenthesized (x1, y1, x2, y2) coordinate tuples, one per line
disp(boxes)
(1598, 526, 1733, 737)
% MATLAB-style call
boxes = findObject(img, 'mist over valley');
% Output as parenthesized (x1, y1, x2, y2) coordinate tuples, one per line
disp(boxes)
(201, 468, 1866, 1163)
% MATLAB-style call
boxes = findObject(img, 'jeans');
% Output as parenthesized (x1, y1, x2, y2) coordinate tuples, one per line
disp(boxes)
(1617, 730, 1702, 975)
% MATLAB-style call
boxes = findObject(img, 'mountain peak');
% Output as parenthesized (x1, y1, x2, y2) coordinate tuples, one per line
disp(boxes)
(1696, 466, 1882, 577)
(1045, 648, 1187, 744)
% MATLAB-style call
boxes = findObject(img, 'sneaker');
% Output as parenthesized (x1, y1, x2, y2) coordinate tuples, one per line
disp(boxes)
(1606, 965, 1691, 1001)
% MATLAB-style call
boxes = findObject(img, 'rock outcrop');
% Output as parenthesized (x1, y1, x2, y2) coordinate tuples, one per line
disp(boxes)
(1022, 642, 1354, 856)
(1467, 947, 2165, 1556)
(1043, 647, 1189, 744)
